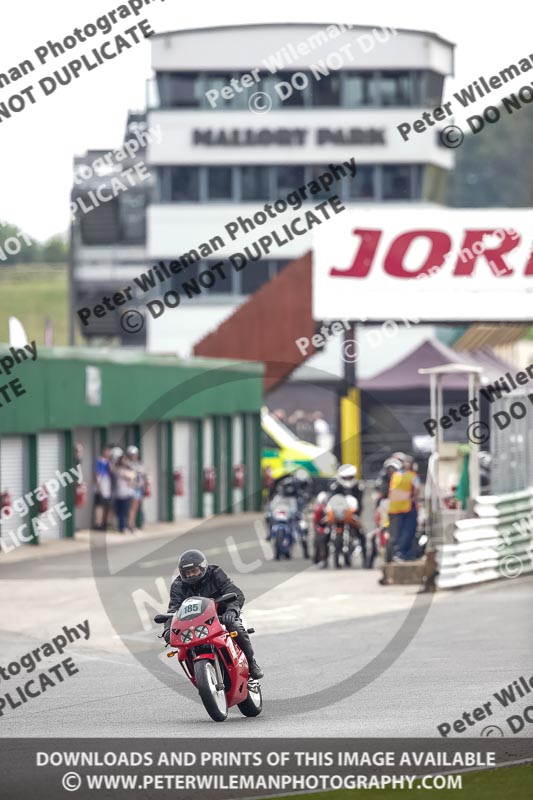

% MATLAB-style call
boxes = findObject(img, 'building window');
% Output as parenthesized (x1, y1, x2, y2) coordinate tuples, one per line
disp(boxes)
(342, 72, 377, 107)
(159, 73, 202, 108)
(240, 166, 271, 201)
(201, 73, 234, 108)
(155, 68, 428, 110)
(272, 260, 289, 276)
(170, 167, 199, 202)
(119, 192, 146, 242)
(231, 74, 259, 109)
(312, 73, 341, 106)
(79, 197, 120, 244)
(422, 71, 445, 107)
(156, 164, 422, 204)
(382, 165, 413, 200)
(347, 166, 375, 200)
(207, 167, 233, 201)
(204, 259, 231, 293)
(276, 165, 306, 198)
(377, 72, 413, 106)
(275, 72, 308, 106)
(309, 165, 334, 199)
(412, 165, 424, 199)
(251, 75, 279, 109)
(241, 260, 271, 294)
(175, 260, 232, 296)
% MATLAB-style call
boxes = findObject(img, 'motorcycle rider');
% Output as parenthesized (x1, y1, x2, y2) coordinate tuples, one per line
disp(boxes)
(326, 464, 366, 565)
(266, 473, 302, 537)
(328, 463, 364, 514)
(293, 468, 312, 509)
(163, 549, 264, 679)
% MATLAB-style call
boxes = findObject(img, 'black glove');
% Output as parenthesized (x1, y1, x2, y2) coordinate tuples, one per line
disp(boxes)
(221, 609, 238, 628)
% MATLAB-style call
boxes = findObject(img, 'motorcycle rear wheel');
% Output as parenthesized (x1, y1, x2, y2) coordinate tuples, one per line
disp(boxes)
(238, 681, 263, 717)
(194, 659, 228, 722)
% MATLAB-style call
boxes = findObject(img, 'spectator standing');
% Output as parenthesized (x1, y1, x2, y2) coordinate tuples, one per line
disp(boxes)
(375, 455, 404, 508)
(294, 410, 315, 443)
(74, 442, 84, 468)
(126, 445, 147, 533)
(286, 410, 299, 435)
(112, 455, 136, 533)
(313, 411, 333, 451)
(93, 446, 112, 531)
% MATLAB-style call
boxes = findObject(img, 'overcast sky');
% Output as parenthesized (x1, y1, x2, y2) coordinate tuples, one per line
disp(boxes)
(0, 0, 529, 240)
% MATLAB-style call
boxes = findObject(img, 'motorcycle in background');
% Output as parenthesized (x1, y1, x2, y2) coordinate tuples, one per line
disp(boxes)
(154, 592, 262, 723)
(367, 497, 390, 568)
(326, 493, 365, 568)
(268, 502, 295, 560)
(266, 470, 311, 559)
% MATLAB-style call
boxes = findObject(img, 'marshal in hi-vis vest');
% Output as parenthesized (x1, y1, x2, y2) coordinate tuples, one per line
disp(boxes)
(388, 470, 417, 514)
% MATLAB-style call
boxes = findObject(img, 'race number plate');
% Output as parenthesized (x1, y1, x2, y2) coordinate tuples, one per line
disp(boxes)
(178, 599, 202, 618)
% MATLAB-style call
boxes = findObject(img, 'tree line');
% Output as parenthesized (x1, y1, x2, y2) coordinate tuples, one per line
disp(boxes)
(0, 223, 67, 266)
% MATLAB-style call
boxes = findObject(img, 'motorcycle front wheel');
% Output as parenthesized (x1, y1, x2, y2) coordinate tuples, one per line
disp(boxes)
(238, 681, 263, 717)
(194, 659, 228, 722)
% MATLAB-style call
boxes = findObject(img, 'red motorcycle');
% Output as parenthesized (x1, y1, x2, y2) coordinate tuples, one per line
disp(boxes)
(154, 592, 262, 722)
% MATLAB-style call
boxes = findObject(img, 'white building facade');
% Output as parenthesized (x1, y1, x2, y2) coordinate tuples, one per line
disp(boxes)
(145, 23, 455, 356)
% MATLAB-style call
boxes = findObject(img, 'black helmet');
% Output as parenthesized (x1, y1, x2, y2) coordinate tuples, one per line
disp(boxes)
(178, 549, 208, 585)
(279, 476, 297, 496)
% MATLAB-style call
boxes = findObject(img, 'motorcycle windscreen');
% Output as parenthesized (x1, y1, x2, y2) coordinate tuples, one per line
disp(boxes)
(328, 494, 349, 521)
(270, 495, 298, 515)
(177, 597, 211, 620)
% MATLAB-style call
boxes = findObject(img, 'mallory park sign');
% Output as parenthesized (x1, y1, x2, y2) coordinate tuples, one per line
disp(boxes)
(192, 128, 386, 146)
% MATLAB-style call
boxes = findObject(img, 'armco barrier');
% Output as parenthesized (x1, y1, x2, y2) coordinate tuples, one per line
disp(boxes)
(436, 488, 533, 589)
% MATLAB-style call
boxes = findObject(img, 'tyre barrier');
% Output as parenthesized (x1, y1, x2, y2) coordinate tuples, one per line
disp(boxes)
(436, 488, 533, 589)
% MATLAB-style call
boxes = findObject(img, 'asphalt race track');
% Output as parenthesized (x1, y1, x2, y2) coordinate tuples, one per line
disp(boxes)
(0, 514, 531, 738)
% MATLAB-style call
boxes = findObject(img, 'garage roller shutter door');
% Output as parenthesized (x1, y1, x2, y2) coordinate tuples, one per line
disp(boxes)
(72, 427, 96, 531)
(232, 416, 243, 512)
(141, 423, 159, 523)
(219, 419, 228, 512)
(203, 418, 213, 518)
(0, 436, 28, 543)
(37, 433, 65, 540)
(173, 421, 194, 519)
